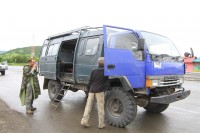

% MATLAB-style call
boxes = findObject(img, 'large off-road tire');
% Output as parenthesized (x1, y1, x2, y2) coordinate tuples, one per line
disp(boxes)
(48, 80, 64, 102)
(144, 103, 169, 113)
(105, 87, 137, 127)
(1, 71, 5, 75)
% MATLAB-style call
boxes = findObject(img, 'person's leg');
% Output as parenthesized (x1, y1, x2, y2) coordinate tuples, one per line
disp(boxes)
(30, 98, 37, 111)
(30, 99, 33, 108)
(26, 83, 34, 114)
(81, 93, 94, 127)
(96, 92, 105, 128)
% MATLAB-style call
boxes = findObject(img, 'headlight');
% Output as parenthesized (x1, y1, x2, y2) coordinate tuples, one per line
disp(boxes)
(179, 78, 184, 84)
(152, 80, 159, 86)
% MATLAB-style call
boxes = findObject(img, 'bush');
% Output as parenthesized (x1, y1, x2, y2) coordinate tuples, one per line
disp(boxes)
(0, 53, 35, 63)
(0, 46, 41, 63)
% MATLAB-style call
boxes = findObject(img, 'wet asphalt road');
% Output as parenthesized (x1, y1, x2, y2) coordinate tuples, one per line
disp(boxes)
(0, 66, 200, 133)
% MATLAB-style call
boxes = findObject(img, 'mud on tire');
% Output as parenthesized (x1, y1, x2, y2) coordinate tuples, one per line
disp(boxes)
(105, 87, 137, 127)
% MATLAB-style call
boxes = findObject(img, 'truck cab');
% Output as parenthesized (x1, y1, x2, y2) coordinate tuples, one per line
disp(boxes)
(39, 25, 190, 127)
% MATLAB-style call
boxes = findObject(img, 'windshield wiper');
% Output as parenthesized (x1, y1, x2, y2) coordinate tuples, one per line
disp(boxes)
(159, 54, 170, 57)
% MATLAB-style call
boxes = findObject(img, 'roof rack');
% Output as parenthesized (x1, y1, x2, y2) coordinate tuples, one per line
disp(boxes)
(49, 26, 102, 39)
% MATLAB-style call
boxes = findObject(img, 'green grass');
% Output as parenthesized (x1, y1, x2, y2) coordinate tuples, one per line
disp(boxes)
(8, 63, 27, 66)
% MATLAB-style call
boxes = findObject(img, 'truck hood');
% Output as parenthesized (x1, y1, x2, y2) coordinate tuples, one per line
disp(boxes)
(146, 61, 185, 76)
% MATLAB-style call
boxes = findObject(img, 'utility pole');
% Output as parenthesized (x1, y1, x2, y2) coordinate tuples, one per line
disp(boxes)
(31, 34, 35, 58)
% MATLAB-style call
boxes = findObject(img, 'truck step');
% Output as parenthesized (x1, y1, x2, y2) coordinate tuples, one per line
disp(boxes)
(49, 85, 71, 118)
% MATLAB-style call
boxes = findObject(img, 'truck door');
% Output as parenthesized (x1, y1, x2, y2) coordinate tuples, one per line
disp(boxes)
(103, 25, 145, 88)
(45, 39, 61, 80)
(75, 36, 102, 84)
(39, 40, 48, 76)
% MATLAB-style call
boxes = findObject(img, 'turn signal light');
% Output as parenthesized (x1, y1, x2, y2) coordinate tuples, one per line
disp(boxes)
(146, 79, 152, 88)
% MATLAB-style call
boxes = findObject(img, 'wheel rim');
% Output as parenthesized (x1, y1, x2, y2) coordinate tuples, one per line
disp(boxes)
(107, 98, 123, 118)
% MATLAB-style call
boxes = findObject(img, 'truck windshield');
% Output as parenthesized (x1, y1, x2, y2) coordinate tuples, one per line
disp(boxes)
(141, 32, 180, 57)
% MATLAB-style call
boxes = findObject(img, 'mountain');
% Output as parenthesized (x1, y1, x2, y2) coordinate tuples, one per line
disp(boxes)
(0, 46, 42, 63)
(2, 46, 42, 57)
(0, 51, 6, 54)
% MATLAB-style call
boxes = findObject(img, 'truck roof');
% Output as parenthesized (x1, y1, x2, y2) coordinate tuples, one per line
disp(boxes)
(48, 26, 103, 40)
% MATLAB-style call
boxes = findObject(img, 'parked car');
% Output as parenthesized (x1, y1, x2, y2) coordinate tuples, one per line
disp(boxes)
(0, 61, 8, 75)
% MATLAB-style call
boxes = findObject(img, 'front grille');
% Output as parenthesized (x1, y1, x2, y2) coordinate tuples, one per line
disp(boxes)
(159, 79, 180, 87)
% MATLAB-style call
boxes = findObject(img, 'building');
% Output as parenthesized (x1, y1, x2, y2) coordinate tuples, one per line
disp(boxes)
(193, 57, 200, 72)
(184, 57, 196, 72)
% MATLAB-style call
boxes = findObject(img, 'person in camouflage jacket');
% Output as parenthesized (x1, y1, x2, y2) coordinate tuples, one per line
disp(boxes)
(19, 58, 41, 114)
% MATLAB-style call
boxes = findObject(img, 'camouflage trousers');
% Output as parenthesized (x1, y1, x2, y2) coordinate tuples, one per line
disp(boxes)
(26, 82, 34, 110)
(81, 92, 105, 127)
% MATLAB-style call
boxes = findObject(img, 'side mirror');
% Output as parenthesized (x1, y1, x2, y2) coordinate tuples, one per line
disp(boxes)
(132, 38, 145, 51)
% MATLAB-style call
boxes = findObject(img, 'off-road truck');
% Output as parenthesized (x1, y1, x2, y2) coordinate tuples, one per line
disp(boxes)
(39, 25, 190, 127)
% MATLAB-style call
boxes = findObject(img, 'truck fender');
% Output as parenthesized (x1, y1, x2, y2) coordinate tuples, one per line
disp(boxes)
(109, 76, 133, 91)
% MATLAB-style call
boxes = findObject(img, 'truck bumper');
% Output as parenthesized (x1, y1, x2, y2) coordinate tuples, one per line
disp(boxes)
(150, 90, 190, 104)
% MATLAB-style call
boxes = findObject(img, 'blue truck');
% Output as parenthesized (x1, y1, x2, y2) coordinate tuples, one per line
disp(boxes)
(39, 25, 190, 127)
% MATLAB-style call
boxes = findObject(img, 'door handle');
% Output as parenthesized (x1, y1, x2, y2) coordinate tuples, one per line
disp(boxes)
(107, 64, 115, 69)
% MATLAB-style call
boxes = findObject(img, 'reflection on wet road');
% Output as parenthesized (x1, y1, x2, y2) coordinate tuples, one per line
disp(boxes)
(0, 66, 200, 133)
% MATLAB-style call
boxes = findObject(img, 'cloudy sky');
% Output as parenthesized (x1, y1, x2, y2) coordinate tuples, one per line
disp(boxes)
(0, 0, 199, 56)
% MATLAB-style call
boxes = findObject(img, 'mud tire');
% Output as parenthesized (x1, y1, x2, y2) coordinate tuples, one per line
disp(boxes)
(1, 71, 5, 75)
(48, 80, 64, 102)
(105, 87, 137, 127)
(144, 103, 169, 113)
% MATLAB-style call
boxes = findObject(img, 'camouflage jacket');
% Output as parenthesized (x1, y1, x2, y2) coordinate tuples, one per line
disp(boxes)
(19, 65, 41, 105)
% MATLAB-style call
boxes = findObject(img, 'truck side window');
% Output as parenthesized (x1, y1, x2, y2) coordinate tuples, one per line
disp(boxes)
(85, 38, 99, 55)
(108, 32, 144, 60)
(47, 43, 60, 56)
(41, 46, 47, 57)
(51, 43, 60, 55)
(47, 45, 54, 56)
(78, 39, 86, 55)
(109, 33, 138, 51)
